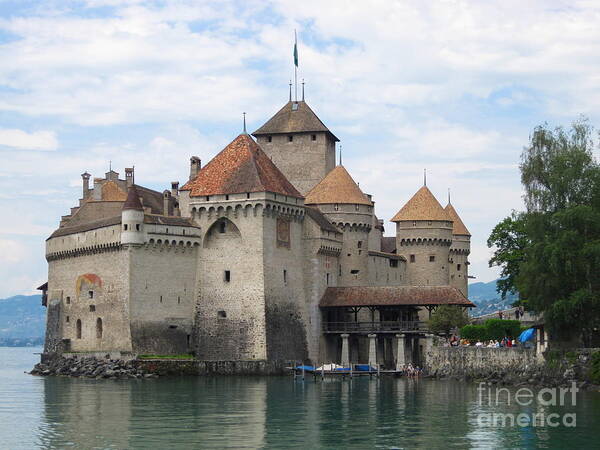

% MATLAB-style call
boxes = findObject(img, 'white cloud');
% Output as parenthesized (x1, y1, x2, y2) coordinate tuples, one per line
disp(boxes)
(0, 129, 58, 151)
(0, 238, 26, 263)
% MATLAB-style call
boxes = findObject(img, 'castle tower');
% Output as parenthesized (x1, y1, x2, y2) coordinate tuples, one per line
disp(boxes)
(305, 165, 373, 286)
(445, 201, 471, 297)
(391, 186, 453, 286)
(252, 99, 339, 195)
(181, 133, 308, 362)
(121, 185, 145, 245)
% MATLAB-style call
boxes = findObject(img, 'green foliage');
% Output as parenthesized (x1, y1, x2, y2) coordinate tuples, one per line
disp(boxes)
(428, 305, 469, 335)
(590, 352, 600, 384)
(488, 118, 600, 344)
(460, 324, 487, 341)
(460, 320, 522, 342)
(483, 319, 522, 341)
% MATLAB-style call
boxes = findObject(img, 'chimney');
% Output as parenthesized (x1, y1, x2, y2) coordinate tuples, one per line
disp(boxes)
(81, 172, 91, 198)
(189, 156, 201, 181)
(171, 181, 179, 197)
(163, 190, 171, 216)
(125, 168, 134, 187)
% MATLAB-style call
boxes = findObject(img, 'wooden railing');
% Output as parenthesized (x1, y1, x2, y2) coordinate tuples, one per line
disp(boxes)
(323, 321, 427, 333)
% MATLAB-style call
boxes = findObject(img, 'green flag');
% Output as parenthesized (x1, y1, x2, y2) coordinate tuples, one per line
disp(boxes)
(294, 33, 298, 67)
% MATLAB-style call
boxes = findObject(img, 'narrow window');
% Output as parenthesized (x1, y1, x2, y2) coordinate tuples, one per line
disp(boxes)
(457, 263, 461, 271)
(206, 196, 210, 201)
(357, 241, 362, 249)
(412, 221, 416, 227)
(246, 192, 250, 199)
(429, 255, 435, 262)
(339, 265, 342, 276)
(183, 230, 186, 235)
(288, 135, 293, 142)
(166, 228, 169, 234)
(160, 295, 163, 303)
(326, 273, 330, 285)
(76, 319, 82, 339)
(390, 259, 398, 268)
(410, 255, 416, 263)
(224, 270, 231, 282)
(311, 134, 316, 141)
(124, 224, 128, 231)
(66, 296, 71, 305)
(283, 269, 287, 283)
(96, 318, 103, 339)
(66, 316, 70, 323)
(186, 334, 191, 346)
(355, 204, 360, 211)
(225, 194, 229, 200)
(219, 222, 226, 233)
(218, 310, 227, 318)
(334, 203, 339, 211)
(178, 296, 181, 304)
(136, 224, 140, 231)
(89, 305, 95, 312)
(267, 136, 272, 142)
(88, 290, 94, 299)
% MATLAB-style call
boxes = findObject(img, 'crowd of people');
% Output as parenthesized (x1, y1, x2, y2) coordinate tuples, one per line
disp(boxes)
(446, 335, 518, 348)
(399, 363, 423, 377)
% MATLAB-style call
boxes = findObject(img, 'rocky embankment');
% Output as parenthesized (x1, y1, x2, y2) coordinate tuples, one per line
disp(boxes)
(427, 347, 599, 390)
(30, 355, 159, 379)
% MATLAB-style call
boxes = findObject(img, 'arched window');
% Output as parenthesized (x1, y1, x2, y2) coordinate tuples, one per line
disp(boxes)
(96, 318, 103, 339)
(76, 319, 82, 339)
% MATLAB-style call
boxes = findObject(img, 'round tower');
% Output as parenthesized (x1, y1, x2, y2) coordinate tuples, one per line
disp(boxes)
(445, 201, 471, 297)
(391, 186, 453, 286)
(121, 185, 145, 245)
(305, 165, 373, 286)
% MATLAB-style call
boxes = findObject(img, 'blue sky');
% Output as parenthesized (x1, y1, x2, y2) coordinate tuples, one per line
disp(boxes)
(1, 0, 600, 297)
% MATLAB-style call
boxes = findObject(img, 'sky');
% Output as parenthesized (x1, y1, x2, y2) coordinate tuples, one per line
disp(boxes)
(1, 0, 600, 298)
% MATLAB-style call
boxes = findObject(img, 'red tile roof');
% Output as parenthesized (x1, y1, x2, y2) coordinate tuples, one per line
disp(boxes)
(391, 186, 450, 222)
(304, 165, 372, 206)
(445, 203, 471, 236)
(123, 185, 144, 211)
(320, 286, 475, 308)
(181, 134, 302, 198)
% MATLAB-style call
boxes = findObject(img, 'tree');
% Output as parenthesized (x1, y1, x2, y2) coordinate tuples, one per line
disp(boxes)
(428, 305, 469, 335)
(488, 118, 600, 345)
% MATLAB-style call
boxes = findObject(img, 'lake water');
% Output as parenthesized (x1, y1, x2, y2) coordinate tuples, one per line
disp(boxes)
(1, 347, 600, 449)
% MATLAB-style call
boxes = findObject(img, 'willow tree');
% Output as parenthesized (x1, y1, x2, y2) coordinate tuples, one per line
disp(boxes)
(488, 118, 600, 345)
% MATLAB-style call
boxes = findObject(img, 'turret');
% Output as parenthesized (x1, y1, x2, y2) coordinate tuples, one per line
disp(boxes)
(305, 165, 373, 286)
(391, 186, 453, 286)
(445, 200, 471, 297)
(252, 99, 338, 194)
(121, 185, 145, 245)
(81, 172, 91, 198)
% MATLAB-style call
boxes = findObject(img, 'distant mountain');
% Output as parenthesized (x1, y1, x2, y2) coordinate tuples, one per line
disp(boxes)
(468, 280, 518, 317)
(0, 295, 45, 346)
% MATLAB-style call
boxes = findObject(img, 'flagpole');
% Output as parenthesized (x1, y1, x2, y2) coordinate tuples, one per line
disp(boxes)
(294, 30, 298, 102)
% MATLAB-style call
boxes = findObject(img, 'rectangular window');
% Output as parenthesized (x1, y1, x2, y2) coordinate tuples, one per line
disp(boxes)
(136, 224, 140, 231)
(267, 136, 272, 142)
(88, 290, 94, 299)
(219, 222, 226, 233)
(66, 296, 71, 304)
(355, 204, 360, 211)
(89, 305, 95, 312)
(218, 310, 227, 318)
(413, 221, 416, 227)
(206, 196, 210, 201)
(283, 269, 287, 283)
(124, 224, 128, 231)
(457, 264, 461, 271)
(66, 316, 70, 323)
(288, 135, 293, 142)
(246, 192, 250, 199)
(225, 194, 229, 200)
(311, 134, 316, 141)
(410, 255, 416, 263)
(326, 273, 330, 285)
(429, 255, 435, 262)
(334, 204, 339, 211)
(160, 295, 163, 303)
(390, 259, 398, 268)
(224, 270, 231, 282)
(357, 241, 362, 249)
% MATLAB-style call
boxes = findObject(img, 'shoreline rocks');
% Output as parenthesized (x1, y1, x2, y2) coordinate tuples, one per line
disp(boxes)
(30, 355, 159, 380)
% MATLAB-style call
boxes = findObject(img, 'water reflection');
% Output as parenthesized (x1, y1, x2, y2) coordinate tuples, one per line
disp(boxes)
(34, 374, 600, 449)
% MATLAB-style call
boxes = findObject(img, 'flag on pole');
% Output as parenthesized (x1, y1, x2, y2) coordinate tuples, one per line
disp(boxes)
(293, 30, 298, 67)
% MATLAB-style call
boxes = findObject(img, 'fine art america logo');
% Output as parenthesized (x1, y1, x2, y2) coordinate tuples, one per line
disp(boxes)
(476, 382, 578, 428)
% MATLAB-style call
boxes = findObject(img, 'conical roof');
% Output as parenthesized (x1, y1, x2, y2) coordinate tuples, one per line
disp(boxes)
(391, 186, 450, 222)
(445, 203, 471, 236)
(252, 100, 339, 141)
(123, 185, 143, 211)
(304, 165, 372, 206)
(180, 134, 302, 198)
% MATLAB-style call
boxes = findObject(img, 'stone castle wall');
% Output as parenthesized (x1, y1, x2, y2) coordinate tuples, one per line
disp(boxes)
(256, 132, 335, 194)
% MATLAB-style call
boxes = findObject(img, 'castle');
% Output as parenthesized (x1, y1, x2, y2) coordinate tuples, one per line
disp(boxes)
(40, 96, 474, 368)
